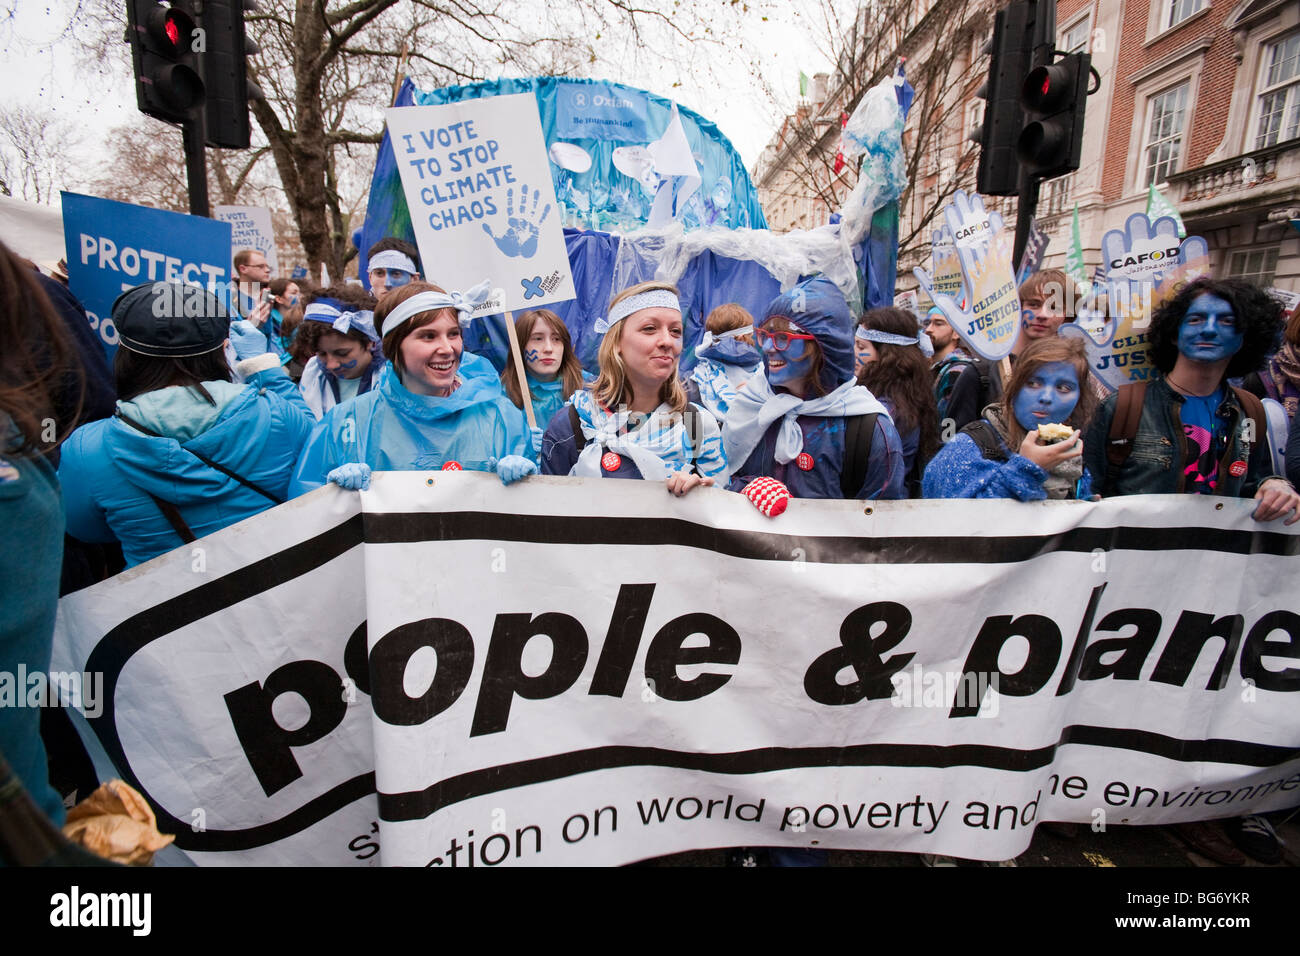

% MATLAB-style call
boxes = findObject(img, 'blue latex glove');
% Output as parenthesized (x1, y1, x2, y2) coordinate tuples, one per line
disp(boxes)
(530, 426, 543, 454)
(326, 462, 372, 491)
(230, 319, 271, 361)
(495, 455, 537, 486)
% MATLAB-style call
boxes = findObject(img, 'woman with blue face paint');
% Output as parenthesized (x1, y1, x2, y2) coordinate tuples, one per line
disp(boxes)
(686, 303, 763, 424)
(723, 276, 906, 511)
(500, 309, 591, 462)
(290, 280, 535, 495)
(539, 280, 726, 495)
(923, 337, 1098, 501)
(297, 284, 384, 420)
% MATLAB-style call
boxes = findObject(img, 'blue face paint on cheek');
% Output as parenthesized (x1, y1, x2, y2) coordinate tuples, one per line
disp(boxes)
(764, 335, 815, 387)
(524, 349, 540, 363)
(1177, 293, 1242, 363)
(1012, 361, 1080, 432)
(337, 358, 359, 371)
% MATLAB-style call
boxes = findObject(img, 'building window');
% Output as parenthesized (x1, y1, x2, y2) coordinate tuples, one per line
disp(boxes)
(1166, 0, 1204, 31)
(1041, 172, 1075, 217)
(1255, 32, 1300, 150)
(1143, 82, 1189, 187)
(1063, 17, 1091, 55)
(1228, 248, 1280, 286)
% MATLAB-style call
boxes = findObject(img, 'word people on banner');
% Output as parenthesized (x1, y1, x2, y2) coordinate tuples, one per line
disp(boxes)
(61, 192, 232, 361)
(914, 190, 1019, 360)
(1061, 212, 1210, 392)
(214, 205, 278, 275)
(385, 94, 575, 315)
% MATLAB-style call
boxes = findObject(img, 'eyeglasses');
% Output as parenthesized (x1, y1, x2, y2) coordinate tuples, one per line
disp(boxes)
(755, 328, 817, 351)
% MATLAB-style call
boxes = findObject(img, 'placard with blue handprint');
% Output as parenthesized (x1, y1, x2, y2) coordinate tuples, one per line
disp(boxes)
(386, 93, 575, 313)
(913, 190, 1019, 361)
(1059, 213, 1210, 392)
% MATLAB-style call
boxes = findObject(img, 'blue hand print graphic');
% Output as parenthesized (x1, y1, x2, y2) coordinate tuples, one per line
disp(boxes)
(483, 184, 552, 259)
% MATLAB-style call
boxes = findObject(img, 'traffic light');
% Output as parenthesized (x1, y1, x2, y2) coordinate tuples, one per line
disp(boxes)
(126, 0, 204, 125)
(971, 2, 1035, 197)
(1017, 52, 1091, 181)
(201, 0, 260, 149)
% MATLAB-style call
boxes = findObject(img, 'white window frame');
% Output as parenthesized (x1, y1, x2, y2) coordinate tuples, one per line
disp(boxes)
(1165, 0, 1206, 31)
(1145, 0, 1211, 43)
(1228, 247, 1280, 286)
(1253, 29, 1300, 150)
(1126, 49, 1205, 196)
(1062, 15, 1091, 55)
(1140, 81, 1192, 188)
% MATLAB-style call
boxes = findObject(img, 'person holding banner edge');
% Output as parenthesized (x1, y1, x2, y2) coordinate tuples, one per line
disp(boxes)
(291, 280, 535, 494)
(539, 280, 726, 494)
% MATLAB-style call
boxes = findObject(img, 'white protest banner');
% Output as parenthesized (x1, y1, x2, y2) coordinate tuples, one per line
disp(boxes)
(385, 94, 575, 315)
(215, 205, 278, 276)
(914, 190, 1019, 361)
(54, 474, 1300, 866)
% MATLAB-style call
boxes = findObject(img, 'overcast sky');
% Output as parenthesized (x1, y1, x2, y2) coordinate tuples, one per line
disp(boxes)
(0, 1, 840, 207)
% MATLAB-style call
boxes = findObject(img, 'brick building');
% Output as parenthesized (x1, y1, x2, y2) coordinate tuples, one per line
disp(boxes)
(757, 0, 1300, 297)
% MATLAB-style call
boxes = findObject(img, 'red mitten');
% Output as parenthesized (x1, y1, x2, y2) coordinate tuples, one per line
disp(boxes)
(742, 477, 790, 518)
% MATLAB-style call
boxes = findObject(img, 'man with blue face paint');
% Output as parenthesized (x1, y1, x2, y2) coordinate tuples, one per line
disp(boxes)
(1082, 276, 1297, 866)
(366, 238, 422, 300)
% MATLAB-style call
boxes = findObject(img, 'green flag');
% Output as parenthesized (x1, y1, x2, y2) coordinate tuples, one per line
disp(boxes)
(1146, 183, 1186, 238)
(799, 71, 809, 98)
(1066, 203, 1089, 292)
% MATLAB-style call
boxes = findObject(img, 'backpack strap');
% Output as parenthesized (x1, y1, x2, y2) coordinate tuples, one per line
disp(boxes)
(840, 413, 878, 498)
(568, 404, 587, 454)
(958, 420, 1009, 463)
(1104, 382, 1147, 495)
(1229, 384, 1266, 460)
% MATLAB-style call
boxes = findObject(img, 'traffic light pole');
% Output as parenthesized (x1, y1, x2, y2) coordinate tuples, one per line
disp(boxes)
(182, 117, 209, 217)
(1013, 174, 1038, 271)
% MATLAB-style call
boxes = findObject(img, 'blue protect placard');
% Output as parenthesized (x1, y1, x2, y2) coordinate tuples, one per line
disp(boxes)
(61, 191, 234, 362)
(554, 80, 649, 142)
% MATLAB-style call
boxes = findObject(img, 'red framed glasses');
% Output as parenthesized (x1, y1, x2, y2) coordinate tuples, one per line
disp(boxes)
(755, 328, 816, 351)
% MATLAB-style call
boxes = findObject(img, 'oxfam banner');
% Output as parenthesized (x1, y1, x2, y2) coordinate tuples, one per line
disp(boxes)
(54, 475, 1300, 866)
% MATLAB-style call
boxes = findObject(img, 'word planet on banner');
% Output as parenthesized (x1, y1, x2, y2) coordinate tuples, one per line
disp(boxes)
(1061, 212, 1211, 392)
(914, 190, 1019, 361)
(385, 94, 576, 315)
(60, 192, 233, 362)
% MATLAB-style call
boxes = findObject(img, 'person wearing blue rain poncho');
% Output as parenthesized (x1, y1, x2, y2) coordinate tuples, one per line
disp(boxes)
(59, 282, 315, 568)
(723, 276, 906, 508)
(539, 280, 726, 493)
(686, 303, 763, 425)
(500, 308, 593, 462)
(290, 280, 536, 495)
(296, 284, 385, 420)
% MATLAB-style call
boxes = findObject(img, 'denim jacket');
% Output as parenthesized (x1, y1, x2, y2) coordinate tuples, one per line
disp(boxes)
(1083, 377, 1282, 498)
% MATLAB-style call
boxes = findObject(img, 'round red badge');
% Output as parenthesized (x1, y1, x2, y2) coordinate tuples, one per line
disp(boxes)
(796, 452, 815, 471)
(1228, 460, 1248, 478)
(601, 452, 622, 472)
(441, 461, 462, 471)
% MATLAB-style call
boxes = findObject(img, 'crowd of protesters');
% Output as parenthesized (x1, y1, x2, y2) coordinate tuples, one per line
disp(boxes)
(2, 231, 1298, 867)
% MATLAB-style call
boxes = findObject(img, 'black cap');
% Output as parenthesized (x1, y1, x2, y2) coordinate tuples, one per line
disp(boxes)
(112, 282, 232, 357)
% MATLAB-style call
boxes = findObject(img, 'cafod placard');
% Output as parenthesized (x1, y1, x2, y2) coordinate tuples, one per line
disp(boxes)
(386, 94, 576, 315)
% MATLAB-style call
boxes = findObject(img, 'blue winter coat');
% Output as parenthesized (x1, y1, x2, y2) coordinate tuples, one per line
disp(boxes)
(59, 367, 315, 567)
(290, 357, 530, 494)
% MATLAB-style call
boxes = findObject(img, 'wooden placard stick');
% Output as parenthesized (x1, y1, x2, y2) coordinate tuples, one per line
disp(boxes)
(504, 310, 537, 430)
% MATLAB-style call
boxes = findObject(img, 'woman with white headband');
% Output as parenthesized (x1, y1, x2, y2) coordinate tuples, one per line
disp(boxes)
(297, 284, 385, 420)
(686, 303, 763, 424)
(290, 280, 535, 494)
(539, 280, 726, 495)
(854, 306, 940, 497)
(366, 239, 421, 299)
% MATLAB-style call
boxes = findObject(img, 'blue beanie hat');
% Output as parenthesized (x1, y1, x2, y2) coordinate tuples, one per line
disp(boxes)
(761, 276, 855, 392)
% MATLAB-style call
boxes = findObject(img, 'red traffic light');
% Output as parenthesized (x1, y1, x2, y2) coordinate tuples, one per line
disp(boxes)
(1022, 63, 1075, 113)
(145, 6, 195, 58)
